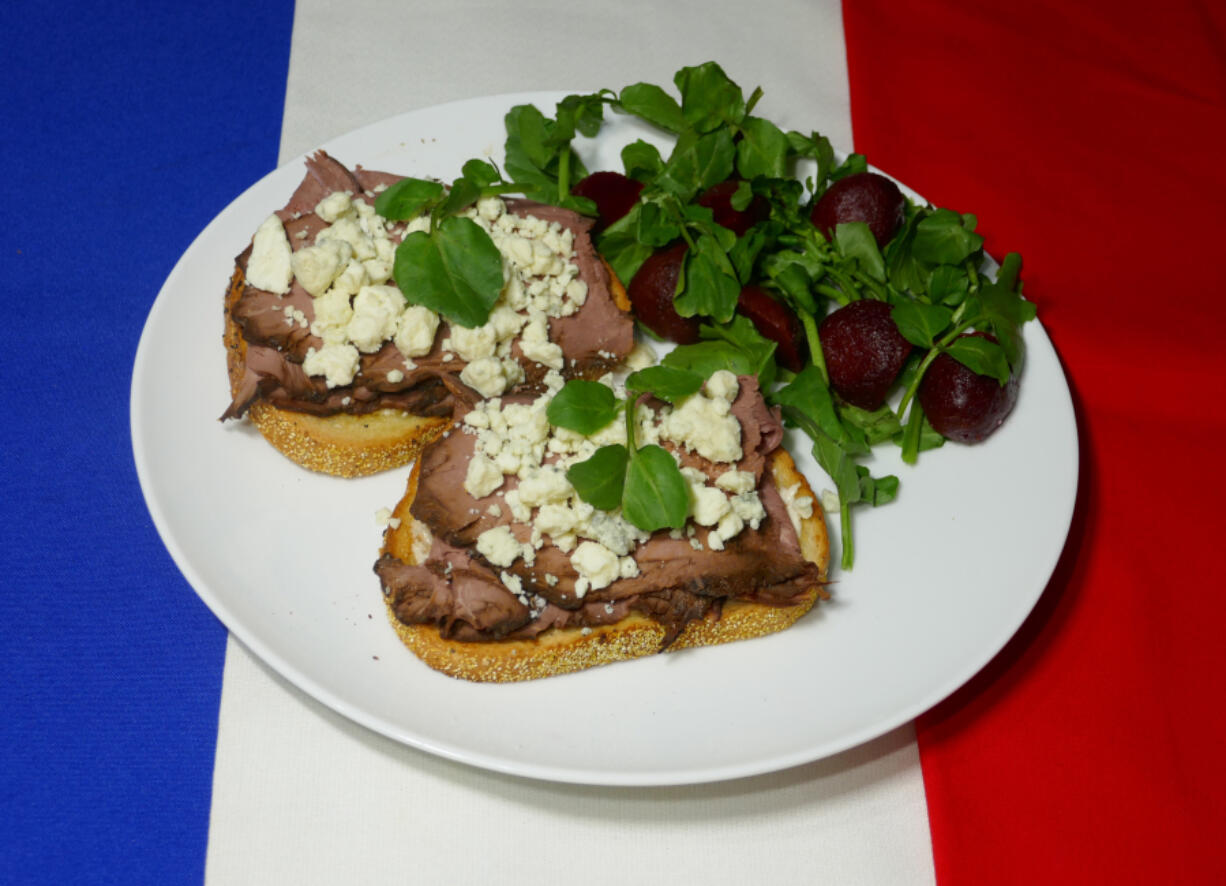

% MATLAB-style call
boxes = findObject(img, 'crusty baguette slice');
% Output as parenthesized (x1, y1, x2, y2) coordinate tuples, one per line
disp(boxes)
(378, 447, 829, 682)
(223, 262, 631, 479)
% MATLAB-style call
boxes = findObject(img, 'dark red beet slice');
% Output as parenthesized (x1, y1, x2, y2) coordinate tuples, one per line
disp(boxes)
(818, 299, 912, 410)
(737, 285, 807, 372)
(918, 333, 1018, 443)
(571, 171, 644, 231)
(627, 242, 701, 344)
(696, 180, 770, 236)
(810, 171, 905, 247)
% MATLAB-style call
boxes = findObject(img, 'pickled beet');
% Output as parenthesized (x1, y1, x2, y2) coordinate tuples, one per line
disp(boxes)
(696, 180, 770, 236)
(818, 299, 912, 410)
(810, 171, 905, 247)
(627, 242, 702, 344)
(737, 285, 806, 372)
(571, 171, 644, 231)
(918, 333, 1018, 443)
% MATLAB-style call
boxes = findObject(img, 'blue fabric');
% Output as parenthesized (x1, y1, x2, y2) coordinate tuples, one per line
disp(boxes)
(0, 1, 294, 882)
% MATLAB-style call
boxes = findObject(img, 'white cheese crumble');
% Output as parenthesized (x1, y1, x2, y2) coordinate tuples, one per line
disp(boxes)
(303, 342, 359, 388)
(464, 453, 504, 499)
(347, 285, 403, 353)
(570, 540, 635, 598)
(292, 239, 351, 297)
(660, 370, 742, 463)
(780, 483, 816, 535)
(475, 525, 524, 568)
(246, 215, 293, 294)
(395, 305, 440, 359)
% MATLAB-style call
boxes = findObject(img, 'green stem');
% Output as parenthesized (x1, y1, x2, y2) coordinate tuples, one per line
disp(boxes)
(558, 149, 572, 201)
(745, 86, 764, 116)
(624, 395, 639, 452)
(840, 504, 854, 570)
(815, 283, 847, 303)
(822, 266, 859, 305)
(899, 398, 926, 465)
(851, 269, 888, 299)
(798, 309, 829, 385)
(895, 301, 974, 419)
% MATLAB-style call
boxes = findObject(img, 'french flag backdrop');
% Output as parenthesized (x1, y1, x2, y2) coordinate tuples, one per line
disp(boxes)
(3, 0, 1224, 883)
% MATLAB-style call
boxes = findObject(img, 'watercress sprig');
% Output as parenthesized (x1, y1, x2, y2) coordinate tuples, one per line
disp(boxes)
(547, 370, 704, 533)
(375, 159, 521, 328)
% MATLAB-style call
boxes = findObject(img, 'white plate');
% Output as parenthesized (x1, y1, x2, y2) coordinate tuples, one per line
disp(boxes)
(131, 92, 1078, 786)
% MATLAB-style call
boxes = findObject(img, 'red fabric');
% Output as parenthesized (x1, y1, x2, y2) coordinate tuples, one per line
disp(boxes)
(842, 1, 1226, 882)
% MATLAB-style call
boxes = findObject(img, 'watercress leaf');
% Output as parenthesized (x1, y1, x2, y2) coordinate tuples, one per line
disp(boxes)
(698, 314, 778, 388)
(775, 365, 869, 456)
(829, 153, 868, 183)
(834, 222, 886, 282)
(636, 199, 684, 247)
(655, 128, 736, 203)
(460, 158, 501, 188)
(662, 339, 759, 380)
(674, 234, 741, 322)
(928, 263, 971, 306)
(791, 131, 836, 190)
(911, 208, 985, 265)
(882, 204, 927, 295)
(890, 300, 954, 348)
(556, 192, 598, 215)
(504, 104, 552, 169)
(838, 402, 903, 446)
(374, 177, 445, 220)
(622, 444, 690, 532)
(546, 379, 620, 434)
(566, 444, 629, 511)
(556, 92, 606, 139)
(727, 224, 772, 286)
(617, 82, 686, 133)
(625, 365, 704, 403)
(945, 335, 1011, 384)
(809, 429, 862, 506)
(681, 202, 736, 251)
(674, 61, 745, 133)
(621, 139, 665, 181)
(730, 180, 753, 211)
(392, 217, 503, 328)
(978, 253, 1035, 368)
(760, 249, 825, 313)
(502, 103, 587, 202)
(439, 174, 482, 217)
(856, 466, 899, 506)
(594, 215, 655, 288)
(736, 115, 789, 180)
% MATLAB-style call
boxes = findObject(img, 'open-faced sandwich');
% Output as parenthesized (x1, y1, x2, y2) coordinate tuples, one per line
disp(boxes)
(374, 369, 830, 681)
(222, 151, 633, 476)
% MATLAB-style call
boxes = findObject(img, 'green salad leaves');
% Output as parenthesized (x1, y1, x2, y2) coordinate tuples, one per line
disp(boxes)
(376, 61, 1036, 570)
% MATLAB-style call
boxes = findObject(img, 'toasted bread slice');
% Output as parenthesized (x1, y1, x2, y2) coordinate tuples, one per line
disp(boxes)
(223, 264, 452, 477)
(223, 257, 630, 479)
(378, 447, 829, 682)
